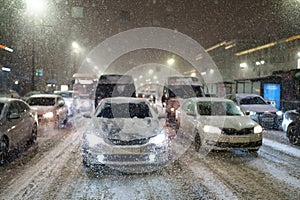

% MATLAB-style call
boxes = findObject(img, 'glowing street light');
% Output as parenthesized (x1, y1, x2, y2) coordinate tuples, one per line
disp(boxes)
(26, 0, 45, 14)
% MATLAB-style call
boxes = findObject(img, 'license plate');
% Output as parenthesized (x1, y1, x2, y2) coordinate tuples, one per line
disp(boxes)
(230, 137, 250, 143)
(113, 148, 141, 154)
(262, 118, 274, 122)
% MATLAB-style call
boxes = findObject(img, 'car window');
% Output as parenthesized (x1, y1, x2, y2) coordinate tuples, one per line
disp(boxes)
(197, 101, 243, 116)
(27, 97, 56, 106)
(7, 101, 20, 116)
(240, 96, 266, 105)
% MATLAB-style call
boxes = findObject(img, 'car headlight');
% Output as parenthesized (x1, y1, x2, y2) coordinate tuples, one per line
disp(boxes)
(276, 110, 283, 116)
(170, 107, 175, 112)
(149, 132, 167, 146)
(43, 111, 54, 119)
(249, 111, 257, 116)
(203, 125, 222, 134)
(254, 125, 263, 134)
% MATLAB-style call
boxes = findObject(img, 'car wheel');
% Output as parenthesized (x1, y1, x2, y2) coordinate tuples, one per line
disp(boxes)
(194, 132, 201, 152)
(287, 124, 300, 145)
(28, 123, 38, 145)
(0, 137, 9, 165)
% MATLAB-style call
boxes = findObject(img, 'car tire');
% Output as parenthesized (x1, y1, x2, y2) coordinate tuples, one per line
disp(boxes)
(287, 124, 300, 145)
(28, 123, 38, 145)
(0, 137, 9, 165)
(194, 132, 201, 152)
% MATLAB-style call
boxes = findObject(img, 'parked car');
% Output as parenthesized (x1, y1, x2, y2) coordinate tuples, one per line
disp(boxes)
(225, 93, 283, 129)
(282, 109, 300, 145)
(176, 97, 263, 152)
(0, 98, 38, 164)
(26, 94, 68, 128)
(82, 97, 169, 173)
(54, 90, 77, 117)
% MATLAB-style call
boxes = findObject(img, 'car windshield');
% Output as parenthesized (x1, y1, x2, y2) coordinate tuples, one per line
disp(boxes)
(27, 97, 56, 106)
(240, 96, 267, 105)
(97, 102, 152, 119)
(168, 85, 204, 98)
(197, 101, 243, 116)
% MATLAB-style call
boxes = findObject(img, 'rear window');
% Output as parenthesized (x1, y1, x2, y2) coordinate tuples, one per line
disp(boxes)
(240, 96, 266, 105)
(27, 97, 56, 106)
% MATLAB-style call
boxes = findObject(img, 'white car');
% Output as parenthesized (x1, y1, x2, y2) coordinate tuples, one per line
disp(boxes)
(54, 90, 77, 117)
(82, 97, 169, 173)
(225, 93, 283, 129)
(0, 98, 38, 164)
(177, 97, 263, 152)
(26, 94, 68, 128)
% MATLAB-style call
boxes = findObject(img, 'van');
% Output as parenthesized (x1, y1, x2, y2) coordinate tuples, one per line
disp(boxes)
(94, 74, 136, 108)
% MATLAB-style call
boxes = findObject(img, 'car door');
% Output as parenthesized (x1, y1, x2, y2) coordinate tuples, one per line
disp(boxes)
(17, 101, 33, 141)
(5, 101, 24, 147)
(180, 100, 197, 136)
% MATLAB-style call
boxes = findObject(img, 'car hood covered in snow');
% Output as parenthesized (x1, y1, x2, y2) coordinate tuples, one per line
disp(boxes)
(199, 116, 258, 130)
(240, 104, 278, 113)
(92, 117, 162, 141)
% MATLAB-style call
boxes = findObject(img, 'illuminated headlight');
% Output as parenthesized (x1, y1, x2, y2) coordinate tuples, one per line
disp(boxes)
(43, 112, 54, 119)
(276, 110, 283, 116)
(249, 111, 257, 116)
(203, 125, 222, 134)
(170, 107, 175, 112)
(254, 125, 263, 134)
(149, 132, 167, 146)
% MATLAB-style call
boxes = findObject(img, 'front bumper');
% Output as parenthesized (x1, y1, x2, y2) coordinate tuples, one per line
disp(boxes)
(82, 138, 169, 173)
(203, 133, 263, 151)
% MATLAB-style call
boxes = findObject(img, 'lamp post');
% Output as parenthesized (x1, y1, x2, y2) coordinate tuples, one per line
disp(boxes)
(26, 0, 45, 91)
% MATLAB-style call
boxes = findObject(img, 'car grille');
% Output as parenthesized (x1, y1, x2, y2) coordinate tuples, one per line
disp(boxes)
(108, 137, 150, 145)
(222, 128, 253, 135)
(105, 154, 150, 162)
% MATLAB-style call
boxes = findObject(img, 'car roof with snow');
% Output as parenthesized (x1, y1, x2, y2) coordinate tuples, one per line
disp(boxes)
(100, 97, 150, 104)
(27, 94, 62, 98)
(186, 97, 235, 103)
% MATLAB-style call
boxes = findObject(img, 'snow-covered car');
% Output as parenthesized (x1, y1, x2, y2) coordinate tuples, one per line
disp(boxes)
(282, 109, 300, 145)
(225, 93, 283, 129)
(0, 98, 38, 164)
(26, 94, 68, 128)
(177, 97, 263, 152)
(82, 97, 169, 173)
(54, 90, 77, 117)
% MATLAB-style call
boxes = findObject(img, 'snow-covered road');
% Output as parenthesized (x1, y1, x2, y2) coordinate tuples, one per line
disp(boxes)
(0, 117, 299, 200)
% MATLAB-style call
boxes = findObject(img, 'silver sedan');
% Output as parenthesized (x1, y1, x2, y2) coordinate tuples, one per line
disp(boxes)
(82, 97, 169, 173)
(177, 97, 263, 152)
(0, 98, 38, 164)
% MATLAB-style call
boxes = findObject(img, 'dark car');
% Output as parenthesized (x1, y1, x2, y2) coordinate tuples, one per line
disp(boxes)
(282, 109, 300, 145)
(225, 93, 283, 129)
(0, 98, 38, 164)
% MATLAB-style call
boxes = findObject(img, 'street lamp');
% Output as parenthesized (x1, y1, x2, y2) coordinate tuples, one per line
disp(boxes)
(26, 0, 46, 91)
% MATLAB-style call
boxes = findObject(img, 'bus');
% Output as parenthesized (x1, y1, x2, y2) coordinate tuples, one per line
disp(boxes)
(162, 76, 205, 126)
(94, 74, 136, 108)
(71, 73, 98, 113)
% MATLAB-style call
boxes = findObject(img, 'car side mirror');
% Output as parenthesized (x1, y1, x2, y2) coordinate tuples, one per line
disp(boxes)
(244, 111, 250, 115)
(158, 113, 165, 119)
